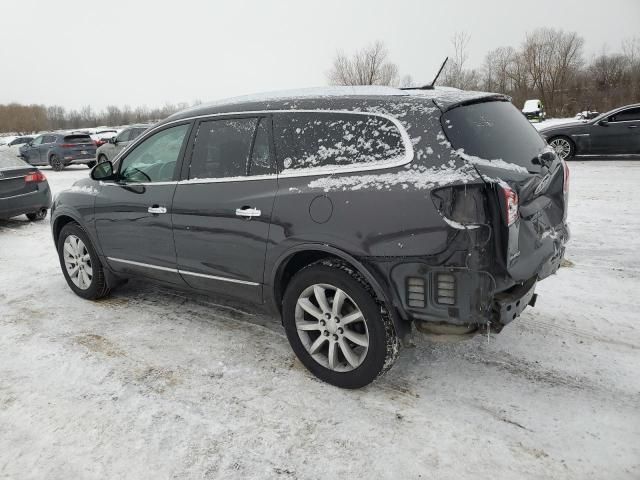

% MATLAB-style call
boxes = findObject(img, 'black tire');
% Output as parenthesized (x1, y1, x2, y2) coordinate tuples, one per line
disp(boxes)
(49, 154, 64, 171)
(86, 160, 96, 168)
(98, 154, 108, 164)
(549, 136, 575, 160)
(57, 222, 110, 300)
(26, 208, 47, 221)
(282, 259, 399, 389)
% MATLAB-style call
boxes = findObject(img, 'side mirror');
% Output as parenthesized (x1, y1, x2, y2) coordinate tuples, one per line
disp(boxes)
(111, 137, 118, 144)
(598, 119, 609, 126)
(91, 160, 115, 181)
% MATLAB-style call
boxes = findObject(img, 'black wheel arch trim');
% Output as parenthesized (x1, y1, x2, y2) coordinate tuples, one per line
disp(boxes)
(267, 243, 411, 338)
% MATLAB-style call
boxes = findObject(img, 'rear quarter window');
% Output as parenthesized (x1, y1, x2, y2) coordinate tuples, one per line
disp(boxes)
(273, 112, 409, 173)
(442, 101, 547, 171)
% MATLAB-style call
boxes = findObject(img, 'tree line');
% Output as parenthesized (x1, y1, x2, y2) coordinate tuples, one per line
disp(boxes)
(0, 102, 198, 134)
(329, 29, 640, 117)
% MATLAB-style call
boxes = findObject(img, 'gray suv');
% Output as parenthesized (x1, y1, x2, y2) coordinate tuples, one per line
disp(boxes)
(96, 124, 151, 164)
(19, 133, 97, 171)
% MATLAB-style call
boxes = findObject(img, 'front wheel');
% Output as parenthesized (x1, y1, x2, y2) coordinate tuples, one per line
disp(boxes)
(49, 154, 64, 171)
(549, 136, 575, 160)
(282, 259, 399, 388)
(57, 223, 110, 300)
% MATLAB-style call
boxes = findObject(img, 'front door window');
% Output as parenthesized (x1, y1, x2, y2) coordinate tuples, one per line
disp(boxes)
(119, 124, 189, 183)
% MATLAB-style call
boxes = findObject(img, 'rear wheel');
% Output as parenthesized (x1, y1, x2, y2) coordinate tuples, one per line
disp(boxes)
(282, 259, 399, 388)
(549, 136, 574, 160)
(57, 222, 110, 300)
(26, 208, 47, 221)
(49, 154, 64, 171)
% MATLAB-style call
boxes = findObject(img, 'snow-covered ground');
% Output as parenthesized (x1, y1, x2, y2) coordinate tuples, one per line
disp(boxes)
(1, 162, 639, 479)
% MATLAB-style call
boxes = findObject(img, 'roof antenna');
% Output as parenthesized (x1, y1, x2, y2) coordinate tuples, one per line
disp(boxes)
(401, 56, 448, 90)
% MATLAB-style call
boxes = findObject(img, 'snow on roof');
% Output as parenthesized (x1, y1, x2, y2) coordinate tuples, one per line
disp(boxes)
(187, 86, 407, 110)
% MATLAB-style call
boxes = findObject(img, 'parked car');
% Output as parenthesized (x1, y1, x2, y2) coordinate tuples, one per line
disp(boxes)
(522, 99, 546, 122)
(0, 135, 34, 147)
(539, 103, 640, 159)
(0, 152, 51, 220)
(96, 124, 151, 164)
(91, 130, 118, 148)
(51, 86, 569, 388)
(19, 133, 97, 170)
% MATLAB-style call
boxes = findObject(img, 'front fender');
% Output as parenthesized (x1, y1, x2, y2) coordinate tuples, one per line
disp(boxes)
(50, 189, 99, 253)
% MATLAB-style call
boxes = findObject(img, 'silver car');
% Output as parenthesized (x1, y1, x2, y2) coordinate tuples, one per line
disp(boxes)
(96, 124, 151, 164)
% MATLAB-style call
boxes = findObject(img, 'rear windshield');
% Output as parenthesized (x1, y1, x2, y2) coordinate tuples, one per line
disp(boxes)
(63, 134, 93, 144)
(0, 152, 30, 170)
(442, 101, 547, 171)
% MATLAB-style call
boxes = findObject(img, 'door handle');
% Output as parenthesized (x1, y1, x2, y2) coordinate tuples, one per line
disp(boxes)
(628, 125, 638, 129)
(148, 206, 167, 214)
(235, 207, 261, 218)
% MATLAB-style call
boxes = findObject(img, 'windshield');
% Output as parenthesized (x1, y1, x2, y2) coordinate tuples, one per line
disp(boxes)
(442, 100, 547, 172)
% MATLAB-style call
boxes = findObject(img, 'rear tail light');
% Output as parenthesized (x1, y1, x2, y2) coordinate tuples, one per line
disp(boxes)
(436, 273, 456, 305)
(562, 161, 570, 194)
(24, 171, 46, 183)
(60, 143, 75, 148)
(502, 185, 519, 226)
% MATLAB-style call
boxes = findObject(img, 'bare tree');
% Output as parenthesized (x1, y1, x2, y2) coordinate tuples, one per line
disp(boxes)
(439, 32, 481, 90)
(327, 41, 400, 86)
(522, 28, 584, 115)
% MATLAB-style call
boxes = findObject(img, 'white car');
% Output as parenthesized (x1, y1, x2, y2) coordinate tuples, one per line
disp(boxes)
(522, 99, 546, 122)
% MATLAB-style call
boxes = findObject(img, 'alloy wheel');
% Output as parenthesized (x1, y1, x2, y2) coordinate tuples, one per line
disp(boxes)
(295, 283, 369, 372)
(63, 235, 93, 290)
(549, 138, 571, 159)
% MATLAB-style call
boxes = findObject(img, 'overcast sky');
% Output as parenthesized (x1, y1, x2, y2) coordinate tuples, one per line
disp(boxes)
(1, 0, 638, 111)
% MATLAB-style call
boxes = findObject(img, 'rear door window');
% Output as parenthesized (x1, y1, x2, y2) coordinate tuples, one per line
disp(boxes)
(116, 130, 132, 143)
(442, 100, 547, 172)
(273, 112, 407, 173)
(130, 128, 147, 141)
(187, 118, 258, 180)
(249, 118, 273, 176)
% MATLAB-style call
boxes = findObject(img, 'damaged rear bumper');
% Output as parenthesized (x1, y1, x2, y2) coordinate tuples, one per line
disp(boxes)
(493, 277, 537, 327)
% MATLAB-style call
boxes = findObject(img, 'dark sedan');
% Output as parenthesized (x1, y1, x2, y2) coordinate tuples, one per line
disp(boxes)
(539, 104, 640, 159)
(0, 153, 51, 220)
